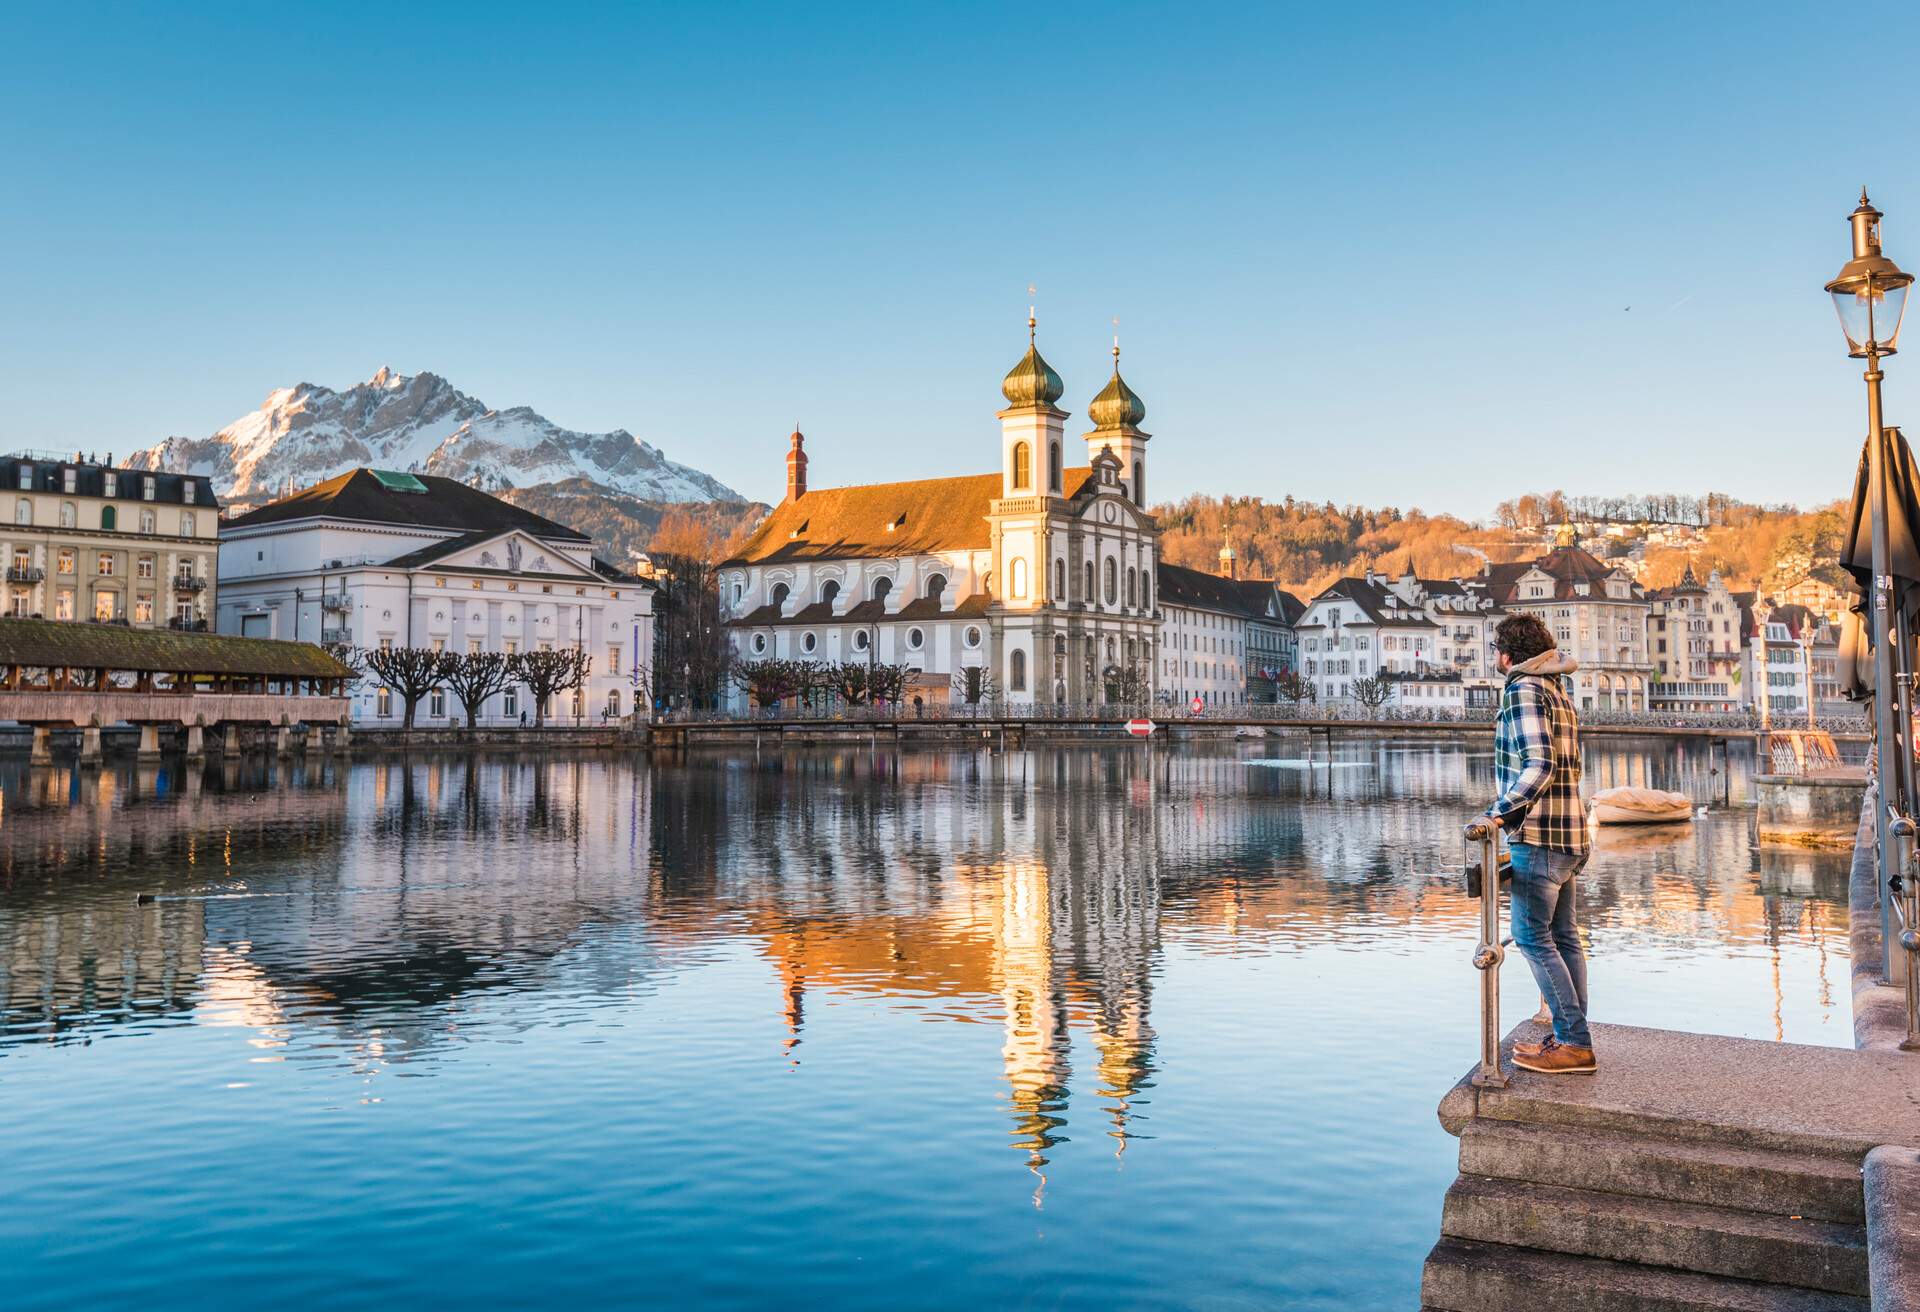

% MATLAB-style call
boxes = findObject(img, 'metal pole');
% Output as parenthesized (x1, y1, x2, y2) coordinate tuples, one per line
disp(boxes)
(1866, 355, 1906, 988)
(1465, 819, 1508, 1089)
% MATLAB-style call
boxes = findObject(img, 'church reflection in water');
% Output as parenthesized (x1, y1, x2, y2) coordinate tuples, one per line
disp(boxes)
(0, 738, 1848, 1183)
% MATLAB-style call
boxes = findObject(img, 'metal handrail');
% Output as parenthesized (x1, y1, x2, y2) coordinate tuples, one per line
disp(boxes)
(1888, 811, 1920, 1050)
(1464, 818, 1509, 1088)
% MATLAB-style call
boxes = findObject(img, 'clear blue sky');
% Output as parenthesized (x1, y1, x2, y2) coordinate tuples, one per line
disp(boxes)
(0, 2, 1912, 517)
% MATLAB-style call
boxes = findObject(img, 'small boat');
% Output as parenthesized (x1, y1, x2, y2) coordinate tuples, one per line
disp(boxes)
(1590, 786, 1694, 826)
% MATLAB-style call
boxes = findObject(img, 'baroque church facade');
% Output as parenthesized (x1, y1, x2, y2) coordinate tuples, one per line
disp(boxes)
(719, 322, 1161, 706)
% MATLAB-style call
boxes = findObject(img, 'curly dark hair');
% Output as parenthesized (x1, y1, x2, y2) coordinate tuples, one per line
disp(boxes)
(1493, 613, 1556, 665)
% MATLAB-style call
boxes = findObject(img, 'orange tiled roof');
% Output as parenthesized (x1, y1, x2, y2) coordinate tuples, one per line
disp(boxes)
(724, 468, 1094, 565)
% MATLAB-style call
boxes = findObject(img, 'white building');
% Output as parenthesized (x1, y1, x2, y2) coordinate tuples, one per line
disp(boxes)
(1295, 574, 1444, 706)
(720, 326, 1163, 708)
(217, 468, 654, 726)
(1647, 563, 1745, 713)
(1155, 562, 1255, 708)
(1483, 538, 1654, 712)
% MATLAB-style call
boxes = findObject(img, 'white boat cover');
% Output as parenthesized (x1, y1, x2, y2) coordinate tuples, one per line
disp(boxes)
(1590, 786, 1693, 825)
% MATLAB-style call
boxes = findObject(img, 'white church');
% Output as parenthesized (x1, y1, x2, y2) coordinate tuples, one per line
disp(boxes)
(719, 321, 1163, 707)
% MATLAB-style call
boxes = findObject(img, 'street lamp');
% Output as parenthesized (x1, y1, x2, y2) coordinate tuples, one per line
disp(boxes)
(1828, 189, 1920, 1040)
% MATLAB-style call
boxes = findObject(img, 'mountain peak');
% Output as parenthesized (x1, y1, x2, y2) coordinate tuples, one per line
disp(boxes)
(126, 368, 743, 510)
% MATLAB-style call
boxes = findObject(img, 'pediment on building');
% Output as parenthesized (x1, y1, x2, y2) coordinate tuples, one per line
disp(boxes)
(384, 529, 600, 580)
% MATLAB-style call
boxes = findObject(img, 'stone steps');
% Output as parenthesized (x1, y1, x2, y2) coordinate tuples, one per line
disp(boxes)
(1440, 1174, 1870, 1296)
(1422, 1237, 1870, 1312)
(1458, 1118, 1866, 1224)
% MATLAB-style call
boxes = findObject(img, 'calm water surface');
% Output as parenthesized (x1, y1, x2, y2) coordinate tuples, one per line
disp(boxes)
(0, 737, 1849, 1309)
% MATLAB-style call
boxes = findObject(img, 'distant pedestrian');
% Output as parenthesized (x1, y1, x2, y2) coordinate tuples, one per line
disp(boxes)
(518, 710, 526, 728)
(1470, 612, 1594, 1074)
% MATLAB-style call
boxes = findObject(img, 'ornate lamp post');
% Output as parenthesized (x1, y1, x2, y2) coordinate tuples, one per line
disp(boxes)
(1827, 189, 1919, 1019)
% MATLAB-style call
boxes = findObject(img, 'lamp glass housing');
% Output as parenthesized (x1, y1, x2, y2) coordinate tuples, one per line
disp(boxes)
(1831, 278, 1910, 357)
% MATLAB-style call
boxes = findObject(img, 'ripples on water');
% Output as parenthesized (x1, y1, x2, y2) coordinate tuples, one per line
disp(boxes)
(0, 737, 1849, 1309)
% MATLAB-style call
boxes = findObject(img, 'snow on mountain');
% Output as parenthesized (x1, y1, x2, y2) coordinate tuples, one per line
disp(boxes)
(128, 366, 742, 507)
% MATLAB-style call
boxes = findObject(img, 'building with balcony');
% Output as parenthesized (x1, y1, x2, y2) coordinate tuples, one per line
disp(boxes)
(1647, 563, 1747, 713)
(1482, 535, 1654, 711)
(216, 468, 654, 726)
(0, 452, 218, 630)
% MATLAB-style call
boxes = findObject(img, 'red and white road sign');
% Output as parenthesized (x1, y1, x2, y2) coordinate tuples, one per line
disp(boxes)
(1125, 719, 1157, 737)
(1189, 696, 1205, 714)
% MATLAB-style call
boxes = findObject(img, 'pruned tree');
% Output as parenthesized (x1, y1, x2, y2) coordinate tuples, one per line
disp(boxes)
(444, 650, 515, 730)
(1350, 671, 1393, 712)
(730, 658, 804, 709)
(835, 661, 874, 707)
(867, 662, 909, 708)
(324, 642, 367, 692)
(514, 647, 592, 727)
(1106, 662, 1152, 706)
(952, 666, 1000, 706)
(1274, 667, 1315, 707)
(362, 645, 458, 729)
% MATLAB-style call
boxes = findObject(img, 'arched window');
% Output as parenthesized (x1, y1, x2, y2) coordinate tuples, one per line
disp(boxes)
(1012, 442, 1031, 491)
(770, 581, 791, 611)
(14, 500, 29, 526)
(1053, 559, 1065, 603)
(870, 576, 892, 604)
(1009, 557, 1027, 599)
(819, 579, 840, 608)
(1133, 460, 1144, 504)
(100, 506, 116, 531)
(1127, 566, 1137, 608)
(924, 573, 947, 605)
(180, 513, 194, 536)
(1085, 561, 1095, 606)
(608, 688, 622, 718)
(1142, 573, 1151, 610)
(1010, 649, 1028, 692)
(139, 510, 154, 534)
(1049, 442, 1062, 493)
(1104, 558, 1118, 605)
(59, 502, 75, 528)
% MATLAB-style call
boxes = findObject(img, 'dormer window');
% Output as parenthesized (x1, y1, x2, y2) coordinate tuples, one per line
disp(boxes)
(183, 482, 196, 504)
(788, 518, 809, 541)
(16, 463, 30, 487)
(103, 472, 117, 497)
(142, 477, 155, 501)
(62, 469, 76, 494)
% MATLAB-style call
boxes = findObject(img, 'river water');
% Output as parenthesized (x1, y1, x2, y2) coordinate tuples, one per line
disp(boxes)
(0, 737, 1850, 1310)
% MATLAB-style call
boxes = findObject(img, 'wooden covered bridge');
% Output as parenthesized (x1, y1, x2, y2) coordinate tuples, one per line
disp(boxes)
(0, 618, 354, 764)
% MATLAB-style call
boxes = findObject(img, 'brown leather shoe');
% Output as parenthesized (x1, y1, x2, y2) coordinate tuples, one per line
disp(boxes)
(1512, 1035, 1556, 1059)
(1513, 1042, 1596, 1074)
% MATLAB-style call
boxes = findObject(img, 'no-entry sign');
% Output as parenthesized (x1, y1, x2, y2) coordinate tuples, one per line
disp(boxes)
(1125, 719, 1157, 737)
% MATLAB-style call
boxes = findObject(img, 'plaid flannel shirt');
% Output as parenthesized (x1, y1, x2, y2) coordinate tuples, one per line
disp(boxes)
(1486, 668, 1587, 856)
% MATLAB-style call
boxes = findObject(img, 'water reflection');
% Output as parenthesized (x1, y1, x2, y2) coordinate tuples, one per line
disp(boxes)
(0, 737, 1854, 1310)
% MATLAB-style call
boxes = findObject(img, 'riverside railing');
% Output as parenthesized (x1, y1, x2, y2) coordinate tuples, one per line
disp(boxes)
(1888, 813, 1920, 1050)
(1462, 817, 1509, 1089)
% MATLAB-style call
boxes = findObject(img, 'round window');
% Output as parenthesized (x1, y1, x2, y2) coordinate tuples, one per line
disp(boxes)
(802, 632, 817, 653)
(964, 626, 981, 648)
(907, 627, 924, 650)
(753, 634, 767, 655)
(853, 630, 869, 651)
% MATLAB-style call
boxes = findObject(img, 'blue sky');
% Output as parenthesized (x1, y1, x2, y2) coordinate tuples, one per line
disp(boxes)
(0, 2, 1912, 516)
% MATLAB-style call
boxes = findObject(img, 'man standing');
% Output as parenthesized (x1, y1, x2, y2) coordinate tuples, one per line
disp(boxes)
(1471, 613, 1594, 1074)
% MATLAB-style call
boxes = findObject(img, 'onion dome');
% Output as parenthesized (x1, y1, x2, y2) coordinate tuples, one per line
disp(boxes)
(1088, 346, 1146, 430)
(1001, 318, 1065, 408)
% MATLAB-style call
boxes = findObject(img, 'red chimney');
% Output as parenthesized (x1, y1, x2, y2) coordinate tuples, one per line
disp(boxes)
(786, 428, 807, 502)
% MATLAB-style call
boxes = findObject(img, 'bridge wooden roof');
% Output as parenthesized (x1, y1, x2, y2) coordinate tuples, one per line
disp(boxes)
(0, 619, 354, 677)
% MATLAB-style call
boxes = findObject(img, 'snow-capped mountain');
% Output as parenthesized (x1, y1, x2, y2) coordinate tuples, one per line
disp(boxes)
(128, 367, 742, 507)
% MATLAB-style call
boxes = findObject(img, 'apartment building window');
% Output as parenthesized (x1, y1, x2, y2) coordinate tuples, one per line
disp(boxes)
(134, 596, 152, 624)
(379, 637, 393, 651)
(55, 591, 73, 620)
(467, 639, 482, 655)
(101, 506, 116, 531)
(608, 645, 622, 676)
(93, 591, 115, 621)
(103, 472, 117, 496)
(142, 477, 155, 500)
(137, 555, 153, 579)
(377, 687, 392, 717)
(16, 463, 30, 486)
(504, 687, 519, 718)
(180, 513, 194, 536)
(57, 549, 74, 575)
(62, 469, 76, 494)
(14, 500, 29, 526)
(429, 689, 446, 718)
(59, 502, 75, 528)
(140, 510, 154, 533)
(97, 555, 113, 576)
(9, 596, 26, 618)
(183, 482, 196, 504)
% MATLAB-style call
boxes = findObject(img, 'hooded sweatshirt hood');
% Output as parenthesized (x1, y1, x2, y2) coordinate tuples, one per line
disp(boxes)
(1508, 648, 1579, 679)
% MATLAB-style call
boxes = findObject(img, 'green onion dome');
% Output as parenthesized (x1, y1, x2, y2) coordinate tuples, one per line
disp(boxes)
(1088, 362, 1146, 430)
(1001, 342, 1065, 408)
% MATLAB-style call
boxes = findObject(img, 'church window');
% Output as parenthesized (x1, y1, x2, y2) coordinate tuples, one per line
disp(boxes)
(1142, 574, 1151, 609)
(906, 627, 924, 650)
(1127, 566, 1137, 608)
(964, 626, 981, 648)
(924, 573, 947, 605)
(752, 634, 767, 655)
(1012, 442, 1031, 491)
(819, 579, 840, 607)
(1104, 558, 1118, 606)
(802, 632, 817, 654)
(870, 576, 892, 603)
(1085, 561, 1095, 605)
(852, 630, 869, 652)
(1010, 649, 1027, 692)
(1133, 460, 1144, 504)
(1049, 443, 1061, 493)
(1009, 557, 1028, 599)
(770, 581, 791, 610)
(1053, 559, 1065, 603)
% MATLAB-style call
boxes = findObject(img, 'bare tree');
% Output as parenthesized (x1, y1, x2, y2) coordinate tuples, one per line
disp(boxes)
(1274, 668, 1315, 708)
(951, 667, 1001, 706)
(444, 650, 515, 730)
(1350, 671, 1393, 712)
(514, 647, 592, 727)
(324, 642, 367, 691)
(362, 645, 458, 729)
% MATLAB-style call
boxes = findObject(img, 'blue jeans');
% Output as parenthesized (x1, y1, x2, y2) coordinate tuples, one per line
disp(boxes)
(1508, 842, 1592, 1048)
